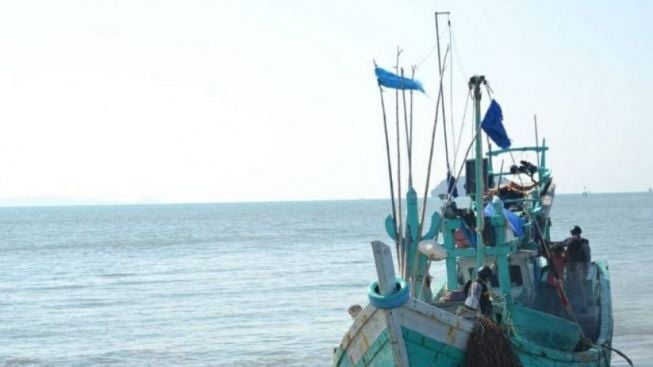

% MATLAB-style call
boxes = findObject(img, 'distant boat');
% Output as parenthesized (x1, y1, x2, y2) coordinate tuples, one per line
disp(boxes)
(649, 187, 652, 193)
(582, 186, 589, 197)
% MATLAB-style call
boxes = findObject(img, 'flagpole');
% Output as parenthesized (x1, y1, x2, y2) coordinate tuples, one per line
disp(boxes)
(373, 61, 400, 270)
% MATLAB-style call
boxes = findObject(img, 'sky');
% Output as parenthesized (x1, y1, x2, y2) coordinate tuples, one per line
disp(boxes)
(0, 0, 651, 205)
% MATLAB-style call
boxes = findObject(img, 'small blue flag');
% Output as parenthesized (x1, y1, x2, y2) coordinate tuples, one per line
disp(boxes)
(374, 67, 425, 92)
(481, 100, 511, 149)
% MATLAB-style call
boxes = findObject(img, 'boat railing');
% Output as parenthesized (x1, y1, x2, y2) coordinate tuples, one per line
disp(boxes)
(487, 145, 549, 157)
(440, 198, 520, 299)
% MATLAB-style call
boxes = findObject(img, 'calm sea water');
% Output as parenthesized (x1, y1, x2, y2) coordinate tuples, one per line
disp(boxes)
(1, 193, 651, 366)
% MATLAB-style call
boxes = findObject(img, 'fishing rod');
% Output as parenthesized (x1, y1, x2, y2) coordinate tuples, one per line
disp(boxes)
(395, 48, 405, 276)
(400, 68, 413, 188)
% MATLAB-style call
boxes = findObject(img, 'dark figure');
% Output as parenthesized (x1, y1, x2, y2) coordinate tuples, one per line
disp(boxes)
(548, 245, 568, 283)
(544, 244, 568, 316)
(564, 225, 591, 310)
(463, 266, 494, 317)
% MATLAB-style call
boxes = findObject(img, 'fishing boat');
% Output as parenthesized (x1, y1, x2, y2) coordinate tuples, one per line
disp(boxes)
(332, 13, 627, 367)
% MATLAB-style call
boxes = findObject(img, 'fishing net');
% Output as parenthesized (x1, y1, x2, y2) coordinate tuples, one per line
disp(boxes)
(465, 317, 521, 367)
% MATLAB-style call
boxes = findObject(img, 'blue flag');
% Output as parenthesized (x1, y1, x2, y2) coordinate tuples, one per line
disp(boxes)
(481, 100, 511, 149)
(374, 67, 425, 93)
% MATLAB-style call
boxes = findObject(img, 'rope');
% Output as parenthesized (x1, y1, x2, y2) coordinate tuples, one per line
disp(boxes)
(484, 82, 494, 99)
(447, 107, 483, 205)
(598, 342, 634, 367)
(449, 28, 469, 82)
(575, 336, 634, 366)
(418, 47, 450, 238)
(413, 44, 437, 71)
(433, 82, 484, 207)
(453, 89, 471, 166)
(466, 317, 521, 367)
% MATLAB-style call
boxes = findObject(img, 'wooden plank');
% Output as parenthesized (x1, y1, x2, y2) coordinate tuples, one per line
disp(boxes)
(385, 309, 409, 367)
(372, 241, 397, 296)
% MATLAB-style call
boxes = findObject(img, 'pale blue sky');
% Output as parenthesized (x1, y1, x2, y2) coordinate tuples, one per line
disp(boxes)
(0, 1, 650, 205)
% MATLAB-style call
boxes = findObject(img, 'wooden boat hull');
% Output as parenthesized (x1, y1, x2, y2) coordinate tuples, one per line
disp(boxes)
(333, 299, 473, 366)
(333, 263, 613, 366)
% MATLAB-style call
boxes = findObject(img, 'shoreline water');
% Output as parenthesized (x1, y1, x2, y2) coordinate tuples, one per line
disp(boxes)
(0, 193, 649, 366)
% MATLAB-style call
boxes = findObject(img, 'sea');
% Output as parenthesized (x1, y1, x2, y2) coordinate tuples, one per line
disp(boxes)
(1, 193, 651, 366)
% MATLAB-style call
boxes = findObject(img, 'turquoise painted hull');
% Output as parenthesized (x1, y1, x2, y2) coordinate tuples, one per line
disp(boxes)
(334, 329, 611, 367)
(334, 328, 465, 367)
(333, 308, 611, 367)
(333, 263, 613, 367)
(332, 300, 470, 367)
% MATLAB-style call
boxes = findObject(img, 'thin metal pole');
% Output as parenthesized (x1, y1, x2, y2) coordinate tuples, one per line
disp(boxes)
(435, 12, 452, 175)
(448, 17, 456, 173)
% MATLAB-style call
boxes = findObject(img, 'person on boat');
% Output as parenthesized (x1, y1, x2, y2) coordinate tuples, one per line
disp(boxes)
(463, 266, 494, 317)
(563, 225, 591, 309)
(547, 244, 568, 285)
(544, 244, 568, 316)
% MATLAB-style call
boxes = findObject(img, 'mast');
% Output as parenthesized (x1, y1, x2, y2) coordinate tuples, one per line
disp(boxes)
(469, 75, 486, 270)
(435, 12, 452, 177)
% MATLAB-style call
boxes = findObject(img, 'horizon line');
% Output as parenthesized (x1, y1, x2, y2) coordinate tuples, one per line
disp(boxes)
(0, 190, 649, 209)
